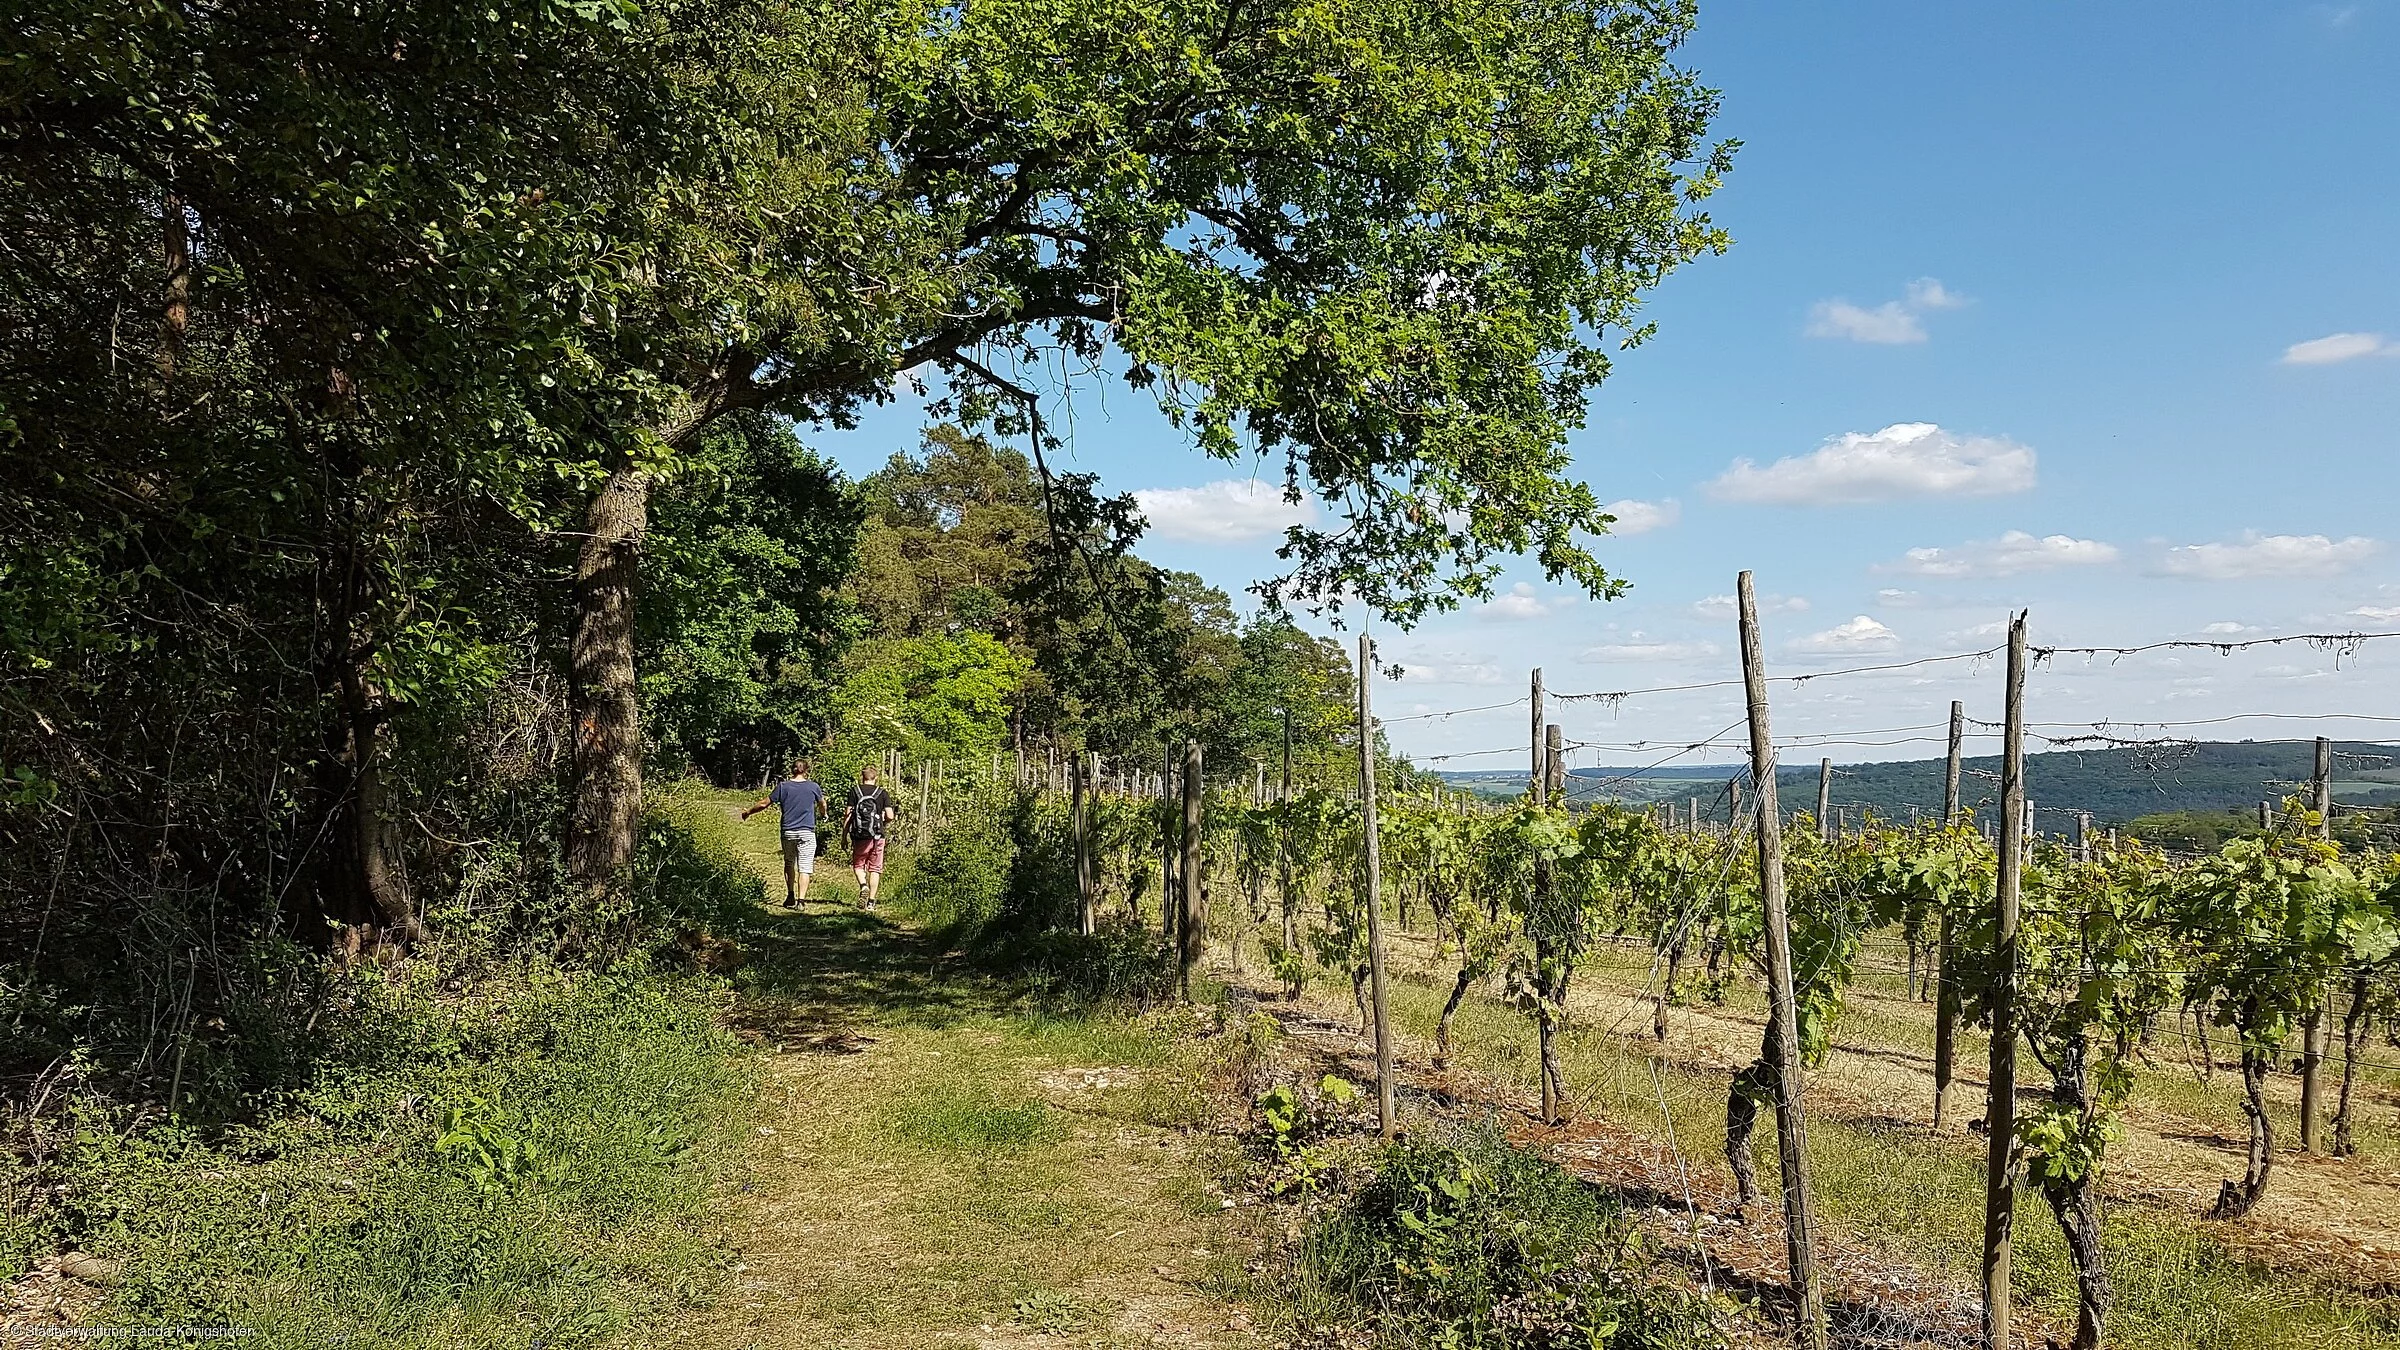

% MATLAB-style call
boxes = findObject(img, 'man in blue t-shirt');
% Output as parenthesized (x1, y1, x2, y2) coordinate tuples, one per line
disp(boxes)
(741, 759, 829, 908)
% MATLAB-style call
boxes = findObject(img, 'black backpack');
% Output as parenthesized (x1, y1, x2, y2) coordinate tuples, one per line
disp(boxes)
(849, 786, 889, 841)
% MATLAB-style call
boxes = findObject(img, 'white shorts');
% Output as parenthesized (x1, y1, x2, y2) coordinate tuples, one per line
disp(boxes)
(780, 829, 816, 874)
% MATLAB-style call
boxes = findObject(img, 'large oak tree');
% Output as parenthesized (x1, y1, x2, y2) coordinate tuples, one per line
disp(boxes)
(564, 0, 1734, 897)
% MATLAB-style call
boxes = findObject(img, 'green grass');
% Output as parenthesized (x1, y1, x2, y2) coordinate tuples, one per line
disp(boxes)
(30, 963, 752, 1348)
(669, 786, 1250, 1349)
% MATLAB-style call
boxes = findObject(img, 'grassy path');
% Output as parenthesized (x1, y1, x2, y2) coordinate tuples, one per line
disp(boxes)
(670, 793, 1254, 1350)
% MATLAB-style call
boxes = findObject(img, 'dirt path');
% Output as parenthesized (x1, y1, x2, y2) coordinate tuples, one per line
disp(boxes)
(670, 805, 1258, 1350)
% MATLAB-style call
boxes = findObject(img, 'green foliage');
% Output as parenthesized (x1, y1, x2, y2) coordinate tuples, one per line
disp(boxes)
(2173, 833, 2371, 1053)
(893, 781, 1021, 936)
(1016, 918, 1179, 1006)
(642, 412, 866, 784)
(9, 964, 746, 1345)
(1304, 1122, 1720, 1350)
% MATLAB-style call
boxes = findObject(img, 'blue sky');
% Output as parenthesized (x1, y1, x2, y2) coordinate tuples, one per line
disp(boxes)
(823, 1, 2400, 770)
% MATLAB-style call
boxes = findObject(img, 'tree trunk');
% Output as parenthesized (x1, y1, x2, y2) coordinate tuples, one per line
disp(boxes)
(312, 694, 414, 941)
(1437, 960, 1477, 1070)
(2334, 974, 2371, 1158)
(566, 467, 653, 916)
(2209, 1044, 2275, 1219)
(2039, 1171, 2111, 1350)
(561, 375, 731, 918)
(2034, 1040, 2111, 1350)
(1538, 960, 1568, 1123)
(306, 509, 414, 944)
(157, 193, 191, 378)
(1655, 937, 1684, 1042)
(1726, 1020, 1777, 1215)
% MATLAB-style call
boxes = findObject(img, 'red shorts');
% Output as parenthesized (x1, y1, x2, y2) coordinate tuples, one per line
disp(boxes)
(851, 837, 886, 873)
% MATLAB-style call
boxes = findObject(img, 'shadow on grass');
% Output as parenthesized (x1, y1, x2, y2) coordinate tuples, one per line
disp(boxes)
(718, 902, 1013, 1045)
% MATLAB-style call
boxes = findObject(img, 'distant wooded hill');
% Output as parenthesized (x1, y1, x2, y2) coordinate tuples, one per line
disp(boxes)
(1431, 739, 2400, 828)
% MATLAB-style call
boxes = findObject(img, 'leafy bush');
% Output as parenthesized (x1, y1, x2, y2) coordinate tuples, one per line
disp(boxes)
(1013, 917, 1178, 1006)
(1304, 1122, 1720, 1350)
(9, 963, 748, 1346)
(893, 781, 1018, 935)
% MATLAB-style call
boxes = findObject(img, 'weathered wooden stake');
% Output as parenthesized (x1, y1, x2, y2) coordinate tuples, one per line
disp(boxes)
(1984, 611, 2029, 1350)
(1074, 751, 1093, 934)
(1360, 635, 1395, 1137)
(1736, 572, 1826, 1350)
(1817, 758, 1833, 844)
(2303, 740, 2334, 1152)
(1180, 739, 1204, 999)
(1529, 667, 1545, 799)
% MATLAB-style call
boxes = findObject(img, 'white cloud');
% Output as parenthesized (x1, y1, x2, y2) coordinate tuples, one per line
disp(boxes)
(1707, 422, 2036, 505)
(2349, 605, 2400, 622)
(1884, 530, 2120, 578)
(1132, 479, 1312, 543)
(1792, 616, 1901, 654)
(2156, 532, 2382, 580)
(1875, 589, 1934, 608)
(1905, 277, 1969, 310)
(2279, 332, 2397, 365)
(1478, 582, 1575, 621)
(1602, 498, 1680, 535)
(1580, 637, 1721, 662)
(1691, 592, 1808, 619)
(1942, 620, 2008, 644)
(1807, 300, 1923, 344)
(1804, 277, 1968, 344)
(2199, 621, 2259, 636)
(1390, 655, 1507, 687)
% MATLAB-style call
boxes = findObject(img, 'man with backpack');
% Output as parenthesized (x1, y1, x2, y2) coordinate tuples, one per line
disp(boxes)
(740, 759, 828, 908)
(843, 765, 898, 909)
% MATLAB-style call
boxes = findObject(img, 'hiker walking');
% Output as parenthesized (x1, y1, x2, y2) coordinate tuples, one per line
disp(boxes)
(843, 765, 898, 909)
(742, 759, 828, 908)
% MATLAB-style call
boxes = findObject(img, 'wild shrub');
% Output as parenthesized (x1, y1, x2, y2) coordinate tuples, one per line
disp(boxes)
(1013, 917, 1178, 1006)
(1303, 1121, 1720, 1350)
(893, 782, 1019, 935)
(13, 964, 747, 1345)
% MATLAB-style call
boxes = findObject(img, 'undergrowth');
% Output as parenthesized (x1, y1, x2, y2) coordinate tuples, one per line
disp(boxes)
(1248, 1107, 1722, 1350)
(2, 788, 763, 1345)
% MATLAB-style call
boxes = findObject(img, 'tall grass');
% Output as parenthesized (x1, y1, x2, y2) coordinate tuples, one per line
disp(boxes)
(3, 793, 762, 1347)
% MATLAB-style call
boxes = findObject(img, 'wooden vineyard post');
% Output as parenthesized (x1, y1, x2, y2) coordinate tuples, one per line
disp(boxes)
(1541, 722, 1570, 1120)
(1279, 707, 1299, 1000)
(2077, 811, 2092, 863)
(1180, 739, 1204, 1000)
(2259, 800, 2273, 832)
(1360, 635, 1395, 1137)
(1934, 700, 1964, 1128)
(1984, 611, 2029, 1350)
(1073, 751, 1093, 935)
(1163, 747, 1180, 943)
(2316, 736, 2334, 838)
(1736, 573, 1827, 1350)
(2302, 737, 2335, 1151)
(1529, 667, 1544, 799)
(1817, 758, 1833, 843)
